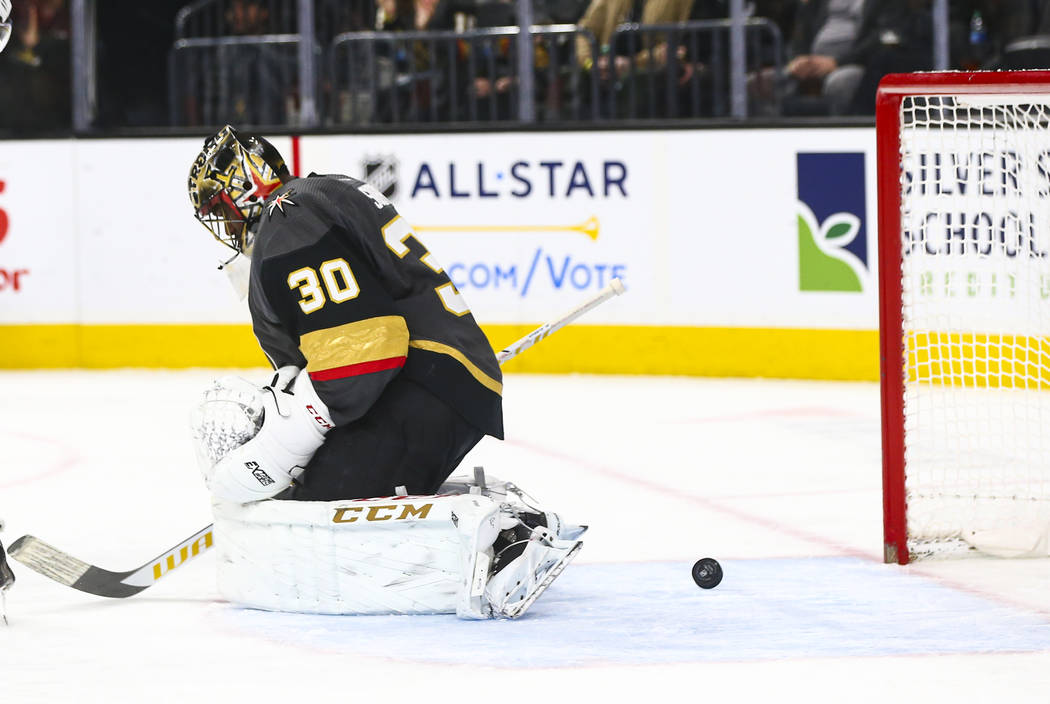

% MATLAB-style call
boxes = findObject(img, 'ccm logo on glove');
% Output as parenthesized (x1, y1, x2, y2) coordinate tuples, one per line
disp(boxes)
(307, 405, 334, 430)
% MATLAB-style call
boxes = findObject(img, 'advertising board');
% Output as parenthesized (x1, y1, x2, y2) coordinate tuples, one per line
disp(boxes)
(0, 129, 879, 377)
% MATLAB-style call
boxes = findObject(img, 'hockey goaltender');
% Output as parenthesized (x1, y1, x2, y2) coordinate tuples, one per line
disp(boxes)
(186, 125, 586, 619)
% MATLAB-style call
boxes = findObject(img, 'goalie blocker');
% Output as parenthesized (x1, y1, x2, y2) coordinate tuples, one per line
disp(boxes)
(214, 471, 585, 619)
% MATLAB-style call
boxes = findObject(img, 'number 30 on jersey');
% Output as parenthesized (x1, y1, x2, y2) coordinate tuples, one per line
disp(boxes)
(286, 220, 470, 317)
(287, 259, 360, 314)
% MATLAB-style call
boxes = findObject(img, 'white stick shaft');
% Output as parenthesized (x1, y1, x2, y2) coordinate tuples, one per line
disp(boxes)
(496, 278, 625, 365)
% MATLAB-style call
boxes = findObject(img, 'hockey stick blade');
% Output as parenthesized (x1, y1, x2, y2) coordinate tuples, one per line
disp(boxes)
(9, 525, 214, 598)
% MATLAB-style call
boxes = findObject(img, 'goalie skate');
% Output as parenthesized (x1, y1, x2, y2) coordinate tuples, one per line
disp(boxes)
(485, 533, 583, 619)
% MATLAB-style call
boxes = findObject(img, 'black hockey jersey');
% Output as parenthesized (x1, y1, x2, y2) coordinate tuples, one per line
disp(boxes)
(247, 174, 504, 439)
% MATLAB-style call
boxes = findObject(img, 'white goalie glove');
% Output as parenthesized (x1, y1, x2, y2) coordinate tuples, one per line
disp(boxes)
(0, 0, 12, 54)
(191, 366, 335, 503)
(191, 375, 266, 471)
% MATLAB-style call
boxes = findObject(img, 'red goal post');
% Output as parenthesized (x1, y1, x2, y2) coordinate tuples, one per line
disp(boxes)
(877, 71, 1050, 565)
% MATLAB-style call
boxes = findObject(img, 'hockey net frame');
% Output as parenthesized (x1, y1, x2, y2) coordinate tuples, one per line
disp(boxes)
(878, 70, 1050, 564)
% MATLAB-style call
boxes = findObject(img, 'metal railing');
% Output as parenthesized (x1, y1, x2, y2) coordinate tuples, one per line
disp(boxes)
(326, 19, 782, 126)
(599, 18, 782, 119)
(169, 35, 306, 127)
(169, 0, 320, 127)
(327, 25, 600, 126)
(62, 0, 952, 132)
(175, 0, 299, 38)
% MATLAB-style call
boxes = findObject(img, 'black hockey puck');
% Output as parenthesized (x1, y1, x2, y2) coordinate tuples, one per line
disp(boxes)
(691, 558, 722, 589)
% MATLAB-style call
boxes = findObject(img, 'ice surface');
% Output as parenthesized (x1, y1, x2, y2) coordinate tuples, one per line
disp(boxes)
(3, 371, 1050, 702)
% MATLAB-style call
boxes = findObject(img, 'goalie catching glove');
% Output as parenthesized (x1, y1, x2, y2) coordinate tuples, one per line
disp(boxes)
(192, 366, 334, 503)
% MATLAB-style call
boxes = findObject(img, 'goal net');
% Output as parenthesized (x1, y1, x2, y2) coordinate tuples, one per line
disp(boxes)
(878, 71, 1050, 564)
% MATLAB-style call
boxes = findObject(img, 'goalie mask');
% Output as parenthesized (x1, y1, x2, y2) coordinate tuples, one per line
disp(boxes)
(188, 125, 289, 255)
(0, 0, 12, 53)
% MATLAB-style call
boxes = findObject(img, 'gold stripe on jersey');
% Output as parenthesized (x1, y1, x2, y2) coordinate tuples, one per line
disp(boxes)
(300, 316, 409, 374)
(408, 339, 503, 396)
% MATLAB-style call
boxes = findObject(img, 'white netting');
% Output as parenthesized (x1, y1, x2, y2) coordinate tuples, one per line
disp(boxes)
(899, 94, 1050, 559)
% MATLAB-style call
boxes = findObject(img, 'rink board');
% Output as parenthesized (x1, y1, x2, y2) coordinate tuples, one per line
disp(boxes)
(0, 129, 880, 377)
(0, 323, 879, 378)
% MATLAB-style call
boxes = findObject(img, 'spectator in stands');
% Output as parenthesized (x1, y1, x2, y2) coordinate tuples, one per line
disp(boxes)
(191, 0, 297, 126)
(0, 0, 70, 132)
(1009, 1, 1050, 69)
(692, 0, 795, 35)
(318, 0, 375, 124)
(753, 0, 797, 40)
(529, 0, 591, 24)
(316, 0, 374, 43)
(226, 0, 271, 35)
(373, 0, 455, 121)
(378, 0, 454, 32)
(754, 0, 871, 117)
(575, 0, 696, 118)
(689, 1, 793, 117)
(468, 0, 588, 122)
(468, 1, 517, 120)
(576, 0, 695, 78)
(843, 0, 942, 114)
(954, 0, 1036, 70)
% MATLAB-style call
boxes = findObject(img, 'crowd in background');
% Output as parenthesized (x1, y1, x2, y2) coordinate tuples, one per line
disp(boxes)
(0, 0, 69, 131)
(4, 0, 1050, 132)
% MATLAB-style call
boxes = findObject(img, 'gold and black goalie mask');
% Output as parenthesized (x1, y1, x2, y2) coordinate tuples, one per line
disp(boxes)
(188, 125, 285, 254)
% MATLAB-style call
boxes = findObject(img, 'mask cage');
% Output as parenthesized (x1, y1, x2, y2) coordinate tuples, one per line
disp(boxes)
(197, 188, 250, 252)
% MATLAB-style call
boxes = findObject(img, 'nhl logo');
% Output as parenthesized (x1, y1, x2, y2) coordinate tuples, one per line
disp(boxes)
(362, 155, 399, 201)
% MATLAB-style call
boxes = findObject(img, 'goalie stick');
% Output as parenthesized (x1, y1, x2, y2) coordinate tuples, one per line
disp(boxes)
(9, 279, 626, 598)
(495, 277, 625, 364)
(9, 525, 213, 598)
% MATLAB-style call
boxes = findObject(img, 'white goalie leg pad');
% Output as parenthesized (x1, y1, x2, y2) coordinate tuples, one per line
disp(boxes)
(213, 493, 504, 615)
(213, 471, 586, 619)
(440, 471, 588, 543)
(452, 496, 517, 620)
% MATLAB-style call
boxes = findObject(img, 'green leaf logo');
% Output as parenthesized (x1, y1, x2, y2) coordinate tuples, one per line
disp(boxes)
(826, 221, 853, 241)
(798, 202, 865, 293)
